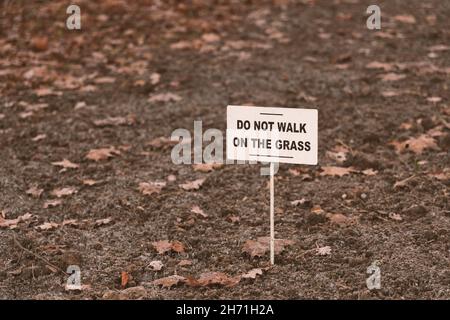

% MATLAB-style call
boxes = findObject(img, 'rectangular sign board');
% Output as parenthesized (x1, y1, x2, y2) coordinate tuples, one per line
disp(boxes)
(227, 105, 318, 165)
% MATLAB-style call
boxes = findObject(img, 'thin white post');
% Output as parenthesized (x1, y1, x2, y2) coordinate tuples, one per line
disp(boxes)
(270, 162, 275, 265)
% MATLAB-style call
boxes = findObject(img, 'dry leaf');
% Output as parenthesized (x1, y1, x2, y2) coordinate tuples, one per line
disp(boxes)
(426, 97, 442, 103)
(393, 175, 416, 189)
(32, 134, 47, 142)
(86, 147, 121, 161)
(242, 237, 293, 258)
(178, 259, 192, 267)
(148, 260, 164, 271)
(393, 14, 416, 24)
(51, 159, 79, 169)
(226, 215, 240, 223)
(148, 136, 178, 149)
(150, 73, 161, 85)
(94, 218, 112, 226)
(93, 115, 135, 127)
(320, 166, 356, 177)
(311, 205, 325, 214)
(241, 268, 263, 279)
(0, 213, 33, 229)
(366, 61, 393, 71)
(82, 179, 99, 186)
(191, 205, 208, 218)
(121, 271, 130, 288)
(26, 186, 44, 198)
(152, 240, 185, 254)
(379, 73, 406, 82)
(171, 241, 185, 253)
(138, 181, 166, 196)
(291, 198, 307, 206)
(316, 245, 332, 256)
(153, 275, 186, 288)
(51, 187, 77, 198)
(327, 213, 349, 226)
(35, 222, 59, 231)
(94, 76, 116, 84)
(179, 178, 205, 191)
(148, 93, 182, 103)
(30, 36, 48, 51)
(362, 168, 378, 176)
(202, 33, 220, 43)
(192, 163, 224, 172)
(43, 199, 62, 208)
(391, 135, 439, 154)
(389, 212, 403, 221)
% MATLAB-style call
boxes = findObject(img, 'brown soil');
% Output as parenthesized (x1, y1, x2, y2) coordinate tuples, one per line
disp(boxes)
(0, 0, 449, 299)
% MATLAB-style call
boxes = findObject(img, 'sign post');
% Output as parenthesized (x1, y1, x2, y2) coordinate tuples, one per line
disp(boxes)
(270, 162, 275, 265)
(227, 105, 318, 264)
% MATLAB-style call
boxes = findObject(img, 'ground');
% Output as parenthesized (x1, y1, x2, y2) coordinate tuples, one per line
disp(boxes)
(0, 0, 449, 300)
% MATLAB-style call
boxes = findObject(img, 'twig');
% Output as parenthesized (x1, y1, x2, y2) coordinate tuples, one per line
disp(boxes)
(13, 234, 67, 276)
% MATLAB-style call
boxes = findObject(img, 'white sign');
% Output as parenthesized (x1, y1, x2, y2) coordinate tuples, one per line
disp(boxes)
(227, 105, 318, 165)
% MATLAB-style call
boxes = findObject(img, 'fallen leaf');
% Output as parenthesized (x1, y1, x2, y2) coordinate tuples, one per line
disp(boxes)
(152, 240, 185, 254)
(226, 215, 240, 223)
(153, 275, 186, 288)
(241, 268, 263, 279)
(94, 218, 112, 227)
(35, 222, 59, 231)
(51, 187, 77, 198)
(0, 213, 33, 229)
(30, 36, 48, 51)
(82, 179, 99, 186)
(148, 136, 178, 149)
(51, 159, 79, 169)
(148, 260, 164, 271)
(428, 171, 450, 181)
(150, 73, 161, 85)
(121, 271, 130, 288)
(31, 134, 46, 142)
(93, 115, 135, 127)
(391, 134, 439, 154)
(319, 166, 356, 177)
(148, 93, 182, 103)
(316, 245, 332, 256)
(389, 212, 403, 221)
(291, 198, 308, 206)
(327, 213, 350, 226)
(170, 41, 192, 50)
(43, 199, 62, 208)
(177, 260, 192, 267)
(393, 14, 416, 24)
(26, 186, 44, 198)
(86, 147, 121, 161)
(191, 205, 208, 218)
(138, 181, 166, 196)
(171, 241, 185, 253)
(393, 175, 416, 189)
(427, 97, 442, 103)
(242, 237, 294, 258)
(366, 61, 393, 71)
(192, 163, 224, 172)
(311, 205, 325, 214)
(202, 33, 220, 43)
(179, 179, 205, 191)
(379, 73, 406, 82)
(429, 44, 450, 52)
(362, 168, 378, 176)
(94, 76, 116, 84)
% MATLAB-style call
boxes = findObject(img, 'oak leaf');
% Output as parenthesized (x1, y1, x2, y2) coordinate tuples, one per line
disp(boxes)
(86, 147, 120, 161)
